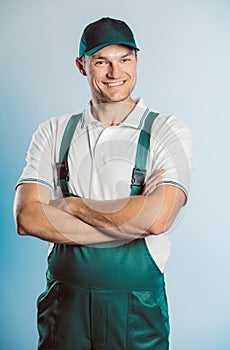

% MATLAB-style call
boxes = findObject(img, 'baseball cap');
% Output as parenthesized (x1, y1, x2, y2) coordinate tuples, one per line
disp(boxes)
(79, 17, 140, 57)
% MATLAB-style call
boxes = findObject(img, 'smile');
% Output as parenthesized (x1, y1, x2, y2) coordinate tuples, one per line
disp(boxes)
(104, 80, 125, 87)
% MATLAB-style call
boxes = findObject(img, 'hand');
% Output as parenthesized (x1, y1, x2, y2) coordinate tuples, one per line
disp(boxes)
(142, 169, 165, 195)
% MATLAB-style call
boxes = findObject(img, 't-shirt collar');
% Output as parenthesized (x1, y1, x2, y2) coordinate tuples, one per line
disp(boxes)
(82, 98, 149, 129)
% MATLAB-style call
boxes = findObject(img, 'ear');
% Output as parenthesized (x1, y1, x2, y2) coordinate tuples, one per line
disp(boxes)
(75, 57, 87, 76)
(134, 50, 139, 66)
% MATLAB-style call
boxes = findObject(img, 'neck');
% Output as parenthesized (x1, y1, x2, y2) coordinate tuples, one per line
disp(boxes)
(91, 99, 136, 127)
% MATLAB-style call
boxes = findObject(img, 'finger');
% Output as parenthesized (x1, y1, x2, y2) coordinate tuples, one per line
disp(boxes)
(143, 182, 158, 195)
(144, 174, 165, 195)
(145, 171, 164, 187)
(145, 169, 165, 186)
(142, 179, 159, 195)
(145, 174, 162, 186)
(142, 169, 166, 195)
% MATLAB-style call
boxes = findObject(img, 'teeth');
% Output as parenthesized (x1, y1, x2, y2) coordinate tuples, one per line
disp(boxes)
(106, 81, 124, 87)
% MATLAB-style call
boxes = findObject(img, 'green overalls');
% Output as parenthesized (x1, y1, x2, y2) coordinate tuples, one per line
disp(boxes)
(37, 112, 170, 350)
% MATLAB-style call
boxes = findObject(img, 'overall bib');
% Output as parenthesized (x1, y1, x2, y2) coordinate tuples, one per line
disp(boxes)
(37, 112, 170, 350)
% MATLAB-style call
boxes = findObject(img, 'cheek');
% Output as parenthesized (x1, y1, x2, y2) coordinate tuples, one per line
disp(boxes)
(88, 69, 104, 84)
(127, 64, 137, 78)
(129, 69, 137, 83)
(88, 76, 103, 93)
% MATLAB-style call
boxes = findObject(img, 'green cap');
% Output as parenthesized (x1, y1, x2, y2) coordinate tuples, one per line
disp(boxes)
(79, 17, 140, 57)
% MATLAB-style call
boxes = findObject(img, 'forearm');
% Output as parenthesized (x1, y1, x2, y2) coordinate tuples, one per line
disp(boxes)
(51, 183, 185, 236)
(16, 200, 143, 245)
(52, 191, 163, 235)
(49, 169, 171, 235)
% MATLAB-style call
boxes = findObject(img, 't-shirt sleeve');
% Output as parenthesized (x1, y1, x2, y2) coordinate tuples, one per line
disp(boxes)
(16, 119, 55, 192)
(149, 114, 193, 204)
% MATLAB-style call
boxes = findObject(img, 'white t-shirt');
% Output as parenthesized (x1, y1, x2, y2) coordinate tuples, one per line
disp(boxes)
(17, 98, 193, 271)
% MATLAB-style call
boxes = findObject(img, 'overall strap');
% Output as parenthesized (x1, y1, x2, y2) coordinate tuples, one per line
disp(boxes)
(56, 113, 82, 197)
(130, 111, 159, 196)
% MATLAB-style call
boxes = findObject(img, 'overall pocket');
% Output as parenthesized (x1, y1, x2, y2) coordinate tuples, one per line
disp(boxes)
(37, 280, 62, 349)
(128, 289, 169, 350)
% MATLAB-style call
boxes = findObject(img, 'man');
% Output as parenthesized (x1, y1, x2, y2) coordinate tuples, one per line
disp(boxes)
(14, 17, 192, 350)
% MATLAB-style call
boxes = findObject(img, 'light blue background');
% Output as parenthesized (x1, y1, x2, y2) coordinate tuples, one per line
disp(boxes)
(1, 1, 230, 349)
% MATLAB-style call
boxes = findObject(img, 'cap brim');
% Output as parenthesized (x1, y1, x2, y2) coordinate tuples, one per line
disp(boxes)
(84, 41, 140, 56)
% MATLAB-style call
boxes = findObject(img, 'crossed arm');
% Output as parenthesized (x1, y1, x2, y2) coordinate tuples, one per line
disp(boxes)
(14, 170, 185, 246)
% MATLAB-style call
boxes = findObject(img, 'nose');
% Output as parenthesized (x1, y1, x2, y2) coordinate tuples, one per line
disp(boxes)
(106, 62, 122, 79)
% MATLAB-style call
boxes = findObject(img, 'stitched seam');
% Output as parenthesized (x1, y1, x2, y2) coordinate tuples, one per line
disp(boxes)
(16, 178, 54, 191)
(137, 107, 149, 129)
(53, 283, 62, 349)
(126, 292, 131, 350)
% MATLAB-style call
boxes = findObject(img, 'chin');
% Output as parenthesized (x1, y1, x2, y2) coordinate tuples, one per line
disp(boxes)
(105, 93, 132, 104)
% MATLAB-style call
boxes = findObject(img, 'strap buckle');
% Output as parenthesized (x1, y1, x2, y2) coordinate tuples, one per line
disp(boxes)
(56, 161, 69, 185)
(131, 167, 146, 187)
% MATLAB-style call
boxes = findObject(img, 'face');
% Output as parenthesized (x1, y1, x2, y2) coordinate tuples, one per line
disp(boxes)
(76, 45, 138, 105)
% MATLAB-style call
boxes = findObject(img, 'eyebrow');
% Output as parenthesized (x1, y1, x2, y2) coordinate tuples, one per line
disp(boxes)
(91, 50, 134, 60)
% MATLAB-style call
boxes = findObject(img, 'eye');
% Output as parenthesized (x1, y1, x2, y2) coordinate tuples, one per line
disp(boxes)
(95, 60, 107, 66)
(121, 58, 131, 63)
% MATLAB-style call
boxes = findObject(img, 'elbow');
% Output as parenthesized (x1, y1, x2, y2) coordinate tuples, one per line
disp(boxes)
(16, 221, 27, 236)
(14, 207, 29, 236)
(15, 217, 27, 236)
(148, 220, 169, 235)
